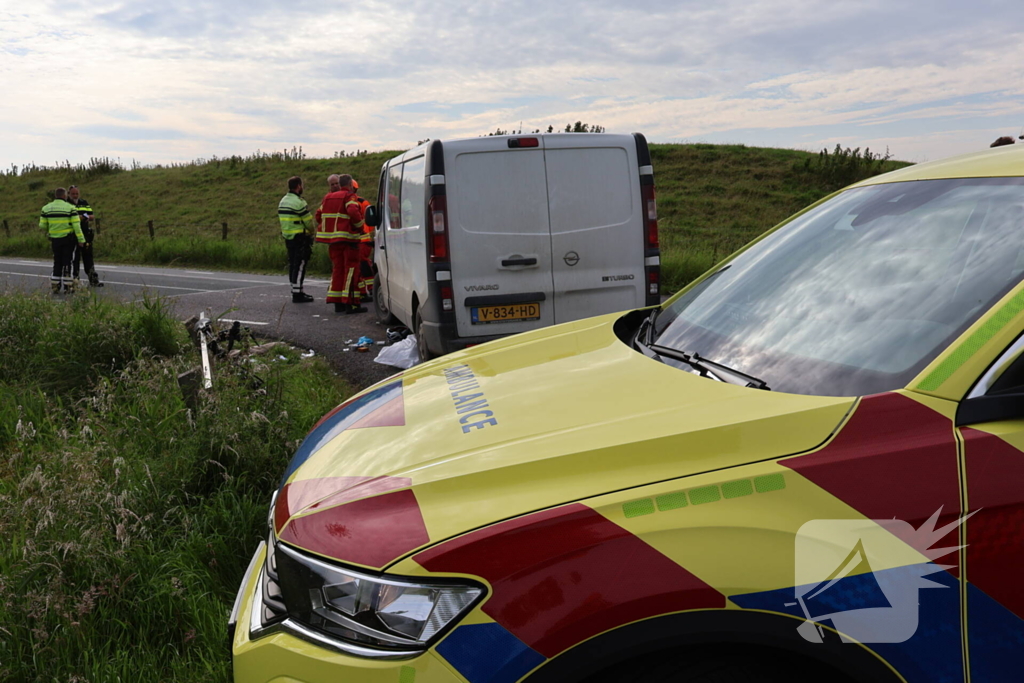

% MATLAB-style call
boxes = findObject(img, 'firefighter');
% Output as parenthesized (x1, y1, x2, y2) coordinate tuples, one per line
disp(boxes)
(352, 179, 374, 303)
(278, 176, 315, 303)
(314, 174, 366, 313)
(39, 188, 85, 294)
(68, 185, 102, 287)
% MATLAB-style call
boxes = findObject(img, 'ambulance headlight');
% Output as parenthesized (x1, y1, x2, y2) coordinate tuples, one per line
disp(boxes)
(275, 542, 484, 651)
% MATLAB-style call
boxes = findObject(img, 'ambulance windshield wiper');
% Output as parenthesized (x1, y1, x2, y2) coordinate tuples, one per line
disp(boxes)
(647, 344, 770, 391)
(640, 308, 659, 345)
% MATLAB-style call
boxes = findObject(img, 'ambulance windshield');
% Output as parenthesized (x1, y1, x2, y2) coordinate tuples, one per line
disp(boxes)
(653, 178, 1024, 397)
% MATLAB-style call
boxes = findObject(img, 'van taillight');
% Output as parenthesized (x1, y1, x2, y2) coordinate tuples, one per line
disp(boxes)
(508, 137, 539, 148)
(428, 195, 450, 263)
(441, 285, 454, 311)
(648, 270, 659, 296)
(641, 183, 659, 248)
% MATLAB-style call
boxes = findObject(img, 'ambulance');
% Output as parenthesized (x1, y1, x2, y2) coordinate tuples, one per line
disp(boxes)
(231, 145, 1024, 683)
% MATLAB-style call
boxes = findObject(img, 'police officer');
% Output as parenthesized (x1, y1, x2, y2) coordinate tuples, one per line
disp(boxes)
(68, 185, 102, 286)
(278, 176, 316, 303)
(39, 188, 85, 293)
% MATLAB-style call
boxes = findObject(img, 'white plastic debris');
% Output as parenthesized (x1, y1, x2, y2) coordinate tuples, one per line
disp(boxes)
(374, 335, 421, 369)
(301, 349, 315, 358)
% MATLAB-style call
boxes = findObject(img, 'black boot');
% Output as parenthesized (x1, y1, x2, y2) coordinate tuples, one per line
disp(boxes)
(88, 272, 103, 287)
(292, 292, 314, 303)
(334, 302, 347, 313)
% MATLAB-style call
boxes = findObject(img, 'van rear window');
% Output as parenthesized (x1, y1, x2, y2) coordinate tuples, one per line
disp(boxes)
(451, 151, 549, 235)
(546, 148, 633, 234)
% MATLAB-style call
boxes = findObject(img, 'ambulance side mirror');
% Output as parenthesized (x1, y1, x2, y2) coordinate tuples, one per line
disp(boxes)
(957, 347, 1024, 426)
(365, 205, 380, 228)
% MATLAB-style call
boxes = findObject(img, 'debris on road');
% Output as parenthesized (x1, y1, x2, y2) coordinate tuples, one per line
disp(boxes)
(386, 326, 412, 345)
(374, 335, 420, 369)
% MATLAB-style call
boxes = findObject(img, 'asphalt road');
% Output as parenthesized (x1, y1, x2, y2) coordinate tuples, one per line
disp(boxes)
(0, 258, 402, 389)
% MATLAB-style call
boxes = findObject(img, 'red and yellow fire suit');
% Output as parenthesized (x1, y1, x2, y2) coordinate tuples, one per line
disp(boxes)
(315, 189, 364, 305)
(355, 196, 374, 301)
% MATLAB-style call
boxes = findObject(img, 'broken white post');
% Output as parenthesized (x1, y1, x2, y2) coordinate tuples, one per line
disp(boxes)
(198, 312, 214, 389)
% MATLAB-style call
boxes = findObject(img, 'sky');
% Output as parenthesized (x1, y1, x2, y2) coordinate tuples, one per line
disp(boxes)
(2, 0, 1024, 170)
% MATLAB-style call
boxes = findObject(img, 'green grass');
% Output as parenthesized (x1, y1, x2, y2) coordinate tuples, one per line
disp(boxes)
(0, 292, 352, 682)
(0, 144, 909, 291)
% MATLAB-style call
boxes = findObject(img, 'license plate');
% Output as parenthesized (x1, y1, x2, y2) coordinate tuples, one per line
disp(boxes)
(471, 302, 541, 323)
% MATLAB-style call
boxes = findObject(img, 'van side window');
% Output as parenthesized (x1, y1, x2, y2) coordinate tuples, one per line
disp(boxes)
(386, 163, 403, 230)
(400, 157, 426, 230)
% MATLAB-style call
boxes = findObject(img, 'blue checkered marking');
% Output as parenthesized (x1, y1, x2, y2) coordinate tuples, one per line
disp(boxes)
(967, 583, 1024, 682)
(279, 381, 402, 485)
(731, 564, 962, 683)
(436, 622, 545, 683)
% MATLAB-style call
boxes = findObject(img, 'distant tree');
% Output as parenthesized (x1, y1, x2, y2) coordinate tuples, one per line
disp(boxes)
(483, 122, 603, 136)
(563, 121, 604, 133)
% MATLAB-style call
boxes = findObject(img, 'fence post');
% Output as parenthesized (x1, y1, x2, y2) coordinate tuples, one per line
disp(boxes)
(94, 217, 100, 235)
(221, 222, 228, 240)
(148, 220, 154, 241)
(2, 219, 8, 238)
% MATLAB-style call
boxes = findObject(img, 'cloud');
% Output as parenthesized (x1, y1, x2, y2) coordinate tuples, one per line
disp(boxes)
(72, 124, 187, 140)
(105, 109, 148, 122)
(3, 0, 1024, 166)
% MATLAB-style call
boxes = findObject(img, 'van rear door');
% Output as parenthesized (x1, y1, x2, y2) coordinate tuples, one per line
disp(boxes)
(446, 137, 556, 339)
(544, 135, 645, 323)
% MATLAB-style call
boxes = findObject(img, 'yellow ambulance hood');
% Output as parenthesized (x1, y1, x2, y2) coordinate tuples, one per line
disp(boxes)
(274, 312, 855, 569)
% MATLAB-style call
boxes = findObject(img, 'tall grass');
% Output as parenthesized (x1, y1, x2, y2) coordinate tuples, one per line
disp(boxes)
(0, 292, 351, 682)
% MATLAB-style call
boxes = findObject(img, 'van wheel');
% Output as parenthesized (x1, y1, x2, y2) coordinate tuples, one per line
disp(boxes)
(415, 311, 435, 362)
(374, 274, 398, 325)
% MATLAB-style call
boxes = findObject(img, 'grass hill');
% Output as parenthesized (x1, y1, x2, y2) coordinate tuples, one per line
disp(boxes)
(0, 143, 908, 293)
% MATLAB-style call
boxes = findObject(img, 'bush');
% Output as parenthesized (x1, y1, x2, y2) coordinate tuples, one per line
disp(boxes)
(796, 144, 895, 192)
(0, 292, 351, 681)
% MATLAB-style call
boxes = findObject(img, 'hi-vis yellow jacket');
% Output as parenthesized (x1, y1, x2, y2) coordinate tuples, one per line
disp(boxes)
(278, 192, 314, 239)
(39, 199, 85, 242)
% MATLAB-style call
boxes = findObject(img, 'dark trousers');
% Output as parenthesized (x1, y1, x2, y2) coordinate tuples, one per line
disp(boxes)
(50, 234, 78, 289)
(285, 234, 312, 293)
(72, 228, 95, 279)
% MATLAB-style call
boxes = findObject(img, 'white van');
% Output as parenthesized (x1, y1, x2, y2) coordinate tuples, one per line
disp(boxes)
(365, 132, 661, 359)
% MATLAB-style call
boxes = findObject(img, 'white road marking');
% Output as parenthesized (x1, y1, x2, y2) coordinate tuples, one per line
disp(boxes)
(187, 270, 214, 274)
(0, 270, 209, 291)
(222, 319, 269, 326)
(0, 260, 283, 285)
(139, 284, 268, 301)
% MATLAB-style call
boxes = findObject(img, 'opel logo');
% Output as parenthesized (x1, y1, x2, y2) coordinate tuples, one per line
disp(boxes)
(564, 251, 580, 267)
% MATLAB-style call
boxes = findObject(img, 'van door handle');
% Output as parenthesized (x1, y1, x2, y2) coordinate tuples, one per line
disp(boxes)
(502, 257, 537, 267)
